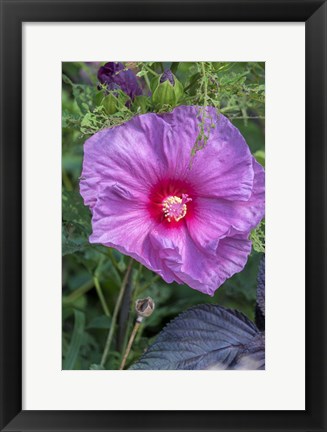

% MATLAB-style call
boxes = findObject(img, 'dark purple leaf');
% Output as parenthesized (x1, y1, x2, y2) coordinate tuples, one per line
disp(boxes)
(130, 304, 265, 370)
(255, 255, 265, 330)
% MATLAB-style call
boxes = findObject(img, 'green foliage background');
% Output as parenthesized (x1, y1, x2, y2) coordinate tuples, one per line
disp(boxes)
(62, 61, 265, 370)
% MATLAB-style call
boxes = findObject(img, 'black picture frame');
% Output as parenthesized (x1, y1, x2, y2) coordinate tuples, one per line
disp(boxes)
(0, 0, 326, 431)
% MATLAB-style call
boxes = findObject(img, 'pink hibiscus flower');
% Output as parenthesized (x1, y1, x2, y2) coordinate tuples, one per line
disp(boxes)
(80, 106, 265, 295)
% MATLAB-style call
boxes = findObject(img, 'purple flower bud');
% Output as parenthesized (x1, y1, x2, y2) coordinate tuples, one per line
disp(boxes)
(97, 62, 142, 100)
(160, 69, 175, 85)
(104, 82, 121, 98)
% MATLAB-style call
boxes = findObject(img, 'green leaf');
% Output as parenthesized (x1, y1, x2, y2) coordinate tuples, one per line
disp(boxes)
(132, 95, 149, 114)
(62, 73, 74, 86)
(253, 150, 265, 167)
(80, 112, 99, 134)
(250, 220, 265, 253)
(62, 154, 83, 175)
(93, 90, 105, 107)
(62, 189, 91, 227)
(63, 309, 86, 370)
(102, 93, 119, 115)
(62, 190, 92, 255)
(136, 70, 148, 77)
(87, 315, 112, 330)
(89, 364, 105, 370)
(78, 247, 122, 288)
(63, 74, 98, 114)
(62, 222, 89, 256)
(170, 62, 179, 74)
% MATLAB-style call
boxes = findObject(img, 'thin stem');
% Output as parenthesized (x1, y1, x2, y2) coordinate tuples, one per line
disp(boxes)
(62, 171, 73, 191)
(201, 61, 208, 106)
(121, 262, 143, 356)
(228, 115, 265, 120)
(131, 262, 144, 302)
(143, 73, 152, 92)
(119, 321, 141, 370)
(100, 258, 133, 368)
(134, 262, 143, 288)
(220, 105, 240, 113)
(108, 248, 123, 273)
(93, 276, 110, 317)
(63, 279, 94, 304)
(142, 63, 159, 77)
(170, 62, 179, 74)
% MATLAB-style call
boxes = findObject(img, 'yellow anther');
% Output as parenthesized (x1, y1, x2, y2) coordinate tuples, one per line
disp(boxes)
(162, 194, 192, 222)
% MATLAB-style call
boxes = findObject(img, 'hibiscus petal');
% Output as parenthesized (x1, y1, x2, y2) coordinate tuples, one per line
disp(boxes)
(214, 234, 252, 286)
(150, 224, 252, 295)
(80, 113, 174, 209)
(89, 185, 178, 282)
(160, 105, 254, 201)
(186, 157, 265, 253)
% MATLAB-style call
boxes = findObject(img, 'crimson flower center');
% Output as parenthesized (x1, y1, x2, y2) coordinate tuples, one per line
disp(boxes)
(162, 194, 192, 223)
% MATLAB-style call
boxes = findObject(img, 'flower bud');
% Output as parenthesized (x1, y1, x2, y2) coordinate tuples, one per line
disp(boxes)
(152, 70, 183, 107)
(160, 70, 175, 85)
(135, 297, 155, 319)
(132, 95, 148, 114)
(101, 85, 120, 114)
(97, 82, 130, 114)
(98, 62, 142, 101)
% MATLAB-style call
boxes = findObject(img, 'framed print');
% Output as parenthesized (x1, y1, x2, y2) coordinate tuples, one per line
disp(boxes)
(0, 0, 326, 431)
